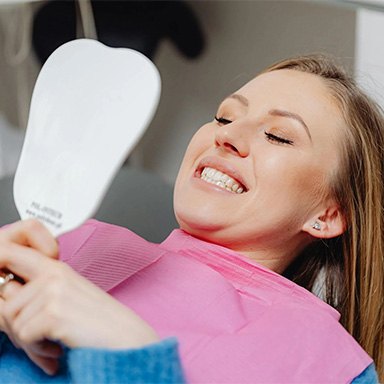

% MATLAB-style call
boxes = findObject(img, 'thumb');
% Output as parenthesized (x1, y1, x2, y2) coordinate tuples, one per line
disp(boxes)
(0, 220, 58, 259)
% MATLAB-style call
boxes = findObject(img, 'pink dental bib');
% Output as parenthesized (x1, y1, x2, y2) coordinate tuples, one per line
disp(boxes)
(59, 220, 372, 383)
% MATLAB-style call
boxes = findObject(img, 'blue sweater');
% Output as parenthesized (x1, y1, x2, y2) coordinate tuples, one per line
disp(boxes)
(0, 333, 378, 383)
(0, 333, 185, 383)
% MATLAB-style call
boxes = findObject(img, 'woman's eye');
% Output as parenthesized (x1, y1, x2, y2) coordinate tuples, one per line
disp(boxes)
(214, 116, 232, 125)
(264, 131, 294, 145)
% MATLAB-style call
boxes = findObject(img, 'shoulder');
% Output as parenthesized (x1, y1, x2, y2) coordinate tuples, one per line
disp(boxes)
(222, 296, 373, 383)
(295, 298, 373, 375)
(351, 364, 379, 384)
(271, 289, 368, 358)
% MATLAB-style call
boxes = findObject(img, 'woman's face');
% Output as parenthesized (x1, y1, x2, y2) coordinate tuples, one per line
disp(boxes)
(174, 69, 345, 266)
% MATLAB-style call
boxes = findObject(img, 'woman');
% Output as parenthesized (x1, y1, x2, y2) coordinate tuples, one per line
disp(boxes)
(0, 54, 382, 383)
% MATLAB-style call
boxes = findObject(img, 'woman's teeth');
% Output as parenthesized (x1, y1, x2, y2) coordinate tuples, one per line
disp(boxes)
(200, 167, 245, 194)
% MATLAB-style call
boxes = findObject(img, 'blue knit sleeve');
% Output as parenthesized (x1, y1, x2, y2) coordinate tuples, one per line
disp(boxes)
(351, 364, 378, 384)
(67, 338, 185, 384)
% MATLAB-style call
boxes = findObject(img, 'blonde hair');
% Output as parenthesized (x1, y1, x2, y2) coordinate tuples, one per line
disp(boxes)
(265, 55, 384, 381)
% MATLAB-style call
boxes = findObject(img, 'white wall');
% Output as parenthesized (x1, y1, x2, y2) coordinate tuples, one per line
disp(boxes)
(132, 0, 356, 184)
(355, 7, 384, 107)
(0, 2, 40, 129)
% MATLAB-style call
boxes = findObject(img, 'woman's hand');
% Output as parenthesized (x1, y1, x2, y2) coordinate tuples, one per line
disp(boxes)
(0, 219, 62, 374)
(0, 219, 159, 374)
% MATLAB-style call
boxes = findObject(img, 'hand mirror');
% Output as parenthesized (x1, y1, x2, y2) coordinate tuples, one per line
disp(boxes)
(13, 39, 161, 236)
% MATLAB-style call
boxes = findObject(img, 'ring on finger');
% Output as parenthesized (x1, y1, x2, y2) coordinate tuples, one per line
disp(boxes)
(0, 270, 15, 295)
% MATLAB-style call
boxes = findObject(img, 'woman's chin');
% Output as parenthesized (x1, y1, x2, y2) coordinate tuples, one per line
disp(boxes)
(176, 214, 223, 234)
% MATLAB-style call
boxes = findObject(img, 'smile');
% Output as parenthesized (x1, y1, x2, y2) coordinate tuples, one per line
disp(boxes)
(199, 167, 246, 194)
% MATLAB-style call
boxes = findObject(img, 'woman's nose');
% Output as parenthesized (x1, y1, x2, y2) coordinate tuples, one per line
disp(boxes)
(214, 122, 250, 157)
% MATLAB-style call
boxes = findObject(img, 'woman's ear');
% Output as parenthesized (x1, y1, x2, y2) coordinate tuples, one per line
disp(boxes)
(302, 205, 346, 239)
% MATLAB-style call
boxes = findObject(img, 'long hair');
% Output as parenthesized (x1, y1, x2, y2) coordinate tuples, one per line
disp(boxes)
(265, 55, 384, 381)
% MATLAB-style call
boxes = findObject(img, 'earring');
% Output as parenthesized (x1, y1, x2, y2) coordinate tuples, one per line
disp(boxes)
(312, 221, 321, 231)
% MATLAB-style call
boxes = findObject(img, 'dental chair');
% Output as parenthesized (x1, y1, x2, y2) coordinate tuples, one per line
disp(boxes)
(0, 166, 178, 242)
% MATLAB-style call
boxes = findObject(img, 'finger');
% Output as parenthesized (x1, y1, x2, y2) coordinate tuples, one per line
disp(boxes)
(0, 297, 7, 331)
(0, 242, 56, 282)
(0, 280, 22, 331)
(11, 295, 48, 344)
(0, 219, 58, 259)
(0, 297, 21, 348)
(2, 278, 45, 328)
(12, 309, 61, 347)
(8, 279, 66, 346)
(1, 279, 24, 300)
(0, 279, 23, 333)
(29, 340, 63, 359)
(2, 281, 62, 354)
(2, 280, 45, 348)
(25, 349, 60, 376)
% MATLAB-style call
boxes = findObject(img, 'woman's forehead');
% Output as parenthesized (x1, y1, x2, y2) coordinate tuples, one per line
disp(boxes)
(232, 70, 341, 121)
(238, 69, 330, 99)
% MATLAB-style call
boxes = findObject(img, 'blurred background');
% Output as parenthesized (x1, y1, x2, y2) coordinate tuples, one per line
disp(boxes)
(0, 0, 383, 240)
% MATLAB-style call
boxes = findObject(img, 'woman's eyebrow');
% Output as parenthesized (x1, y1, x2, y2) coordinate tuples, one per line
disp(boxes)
(228, 93, 249, 107)
(268, 109, 312, 141)
(223, 96, 312, 142)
